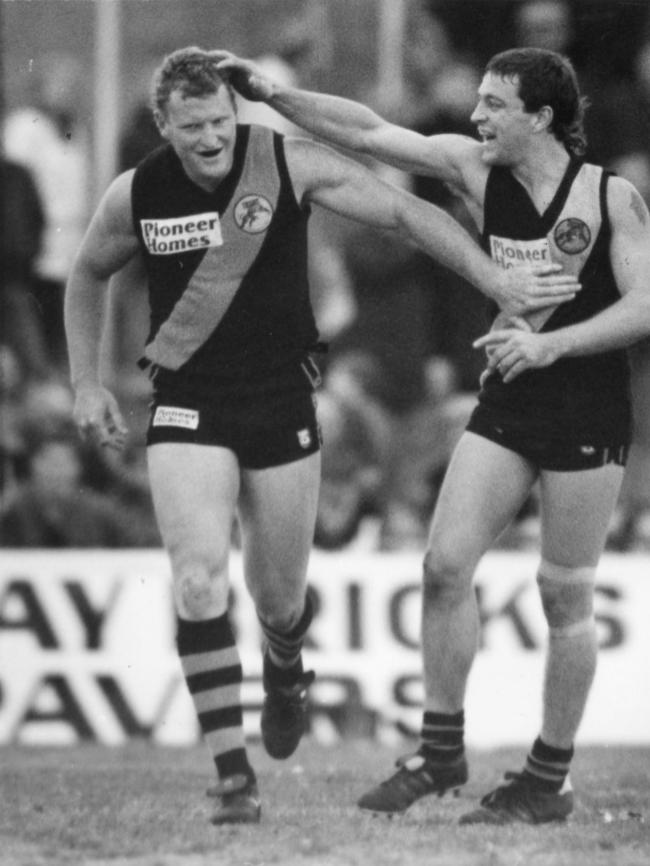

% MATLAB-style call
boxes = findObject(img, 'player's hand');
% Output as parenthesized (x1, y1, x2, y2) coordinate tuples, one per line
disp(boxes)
(473, 328, 560, 382)
(72, 381, 128, 451)
(496, 264, 580, 317)
(477, 314, 533, 386)
(211, 50, 276, 102)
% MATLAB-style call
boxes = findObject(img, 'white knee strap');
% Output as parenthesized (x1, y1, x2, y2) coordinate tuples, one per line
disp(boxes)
(538, 559, 597, 584)
(537, 559, 597, 634)
(548, 617, 596, 639)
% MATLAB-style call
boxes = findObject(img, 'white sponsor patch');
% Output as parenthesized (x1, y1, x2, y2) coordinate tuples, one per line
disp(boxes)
(490, 235, 551, 270)
(153, 406, 200, 429)
(140, 212, 222, 255)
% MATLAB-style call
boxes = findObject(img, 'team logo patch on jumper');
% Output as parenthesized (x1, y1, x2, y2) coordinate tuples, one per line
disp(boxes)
(140, 212, 222, 255)
(490, 235, 552, 269)
(234, 195, 274, 233)
(297, 428, 313, 449)
(554, 218, 591, 254)
(153, 406, 200, 429)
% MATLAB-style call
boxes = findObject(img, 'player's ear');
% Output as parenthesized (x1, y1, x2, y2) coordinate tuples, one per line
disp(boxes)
(533, 105, 553, 134)
(224, 82, 238, 116)
(154, 110, 169, 140)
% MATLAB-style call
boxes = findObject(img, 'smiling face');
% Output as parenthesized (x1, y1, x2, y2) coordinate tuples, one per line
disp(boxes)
(156, 85, 238, 191)
(470, 72, 540, 166)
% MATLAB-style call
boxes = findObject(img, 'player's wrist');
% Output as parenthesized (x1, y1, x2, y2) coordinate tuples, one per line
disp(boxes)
(266, 80, 289, 104)
(541, 331, 565, 364)
(484, 270, 509, 309)
(71, 373, 102, 393)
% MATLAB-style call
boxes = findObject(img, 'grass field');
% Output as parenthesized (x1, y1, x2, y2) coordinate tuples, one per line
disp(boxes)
(1, 740, 648, 866)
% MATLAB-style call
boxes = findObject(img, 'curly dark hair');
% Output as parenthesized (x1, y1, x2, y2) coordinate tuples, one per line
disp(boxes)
(151, 46, 236, 116)
(485, 48, 588, 157)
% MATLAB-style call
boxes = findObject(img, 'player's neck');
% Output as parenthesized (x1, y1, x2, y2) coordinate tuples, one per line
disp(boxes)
(510, 140, 572, 211)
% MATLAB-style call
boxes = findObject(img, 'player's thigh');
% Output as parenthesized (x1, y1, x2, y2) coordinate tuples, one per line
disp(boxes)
(238, 451, 321, 593)
(146, 442, 240, 566)
(539, 463, 624, 566)
(427, 431, 537, 571)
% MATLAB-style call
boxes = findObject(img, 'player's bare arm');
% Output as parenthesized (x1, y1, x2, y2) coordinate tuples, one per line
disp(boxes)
(64, 171, 139, 449)
(284, 138, 580, 315)
(217, 51, 581, 317)
(474, 176, 650, 382)
(214, 50, 485, 196)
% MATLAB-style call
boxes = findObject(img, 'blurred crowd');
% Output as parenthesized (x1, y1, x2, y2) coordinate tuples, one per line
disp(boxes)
(2, 0, 650, 552)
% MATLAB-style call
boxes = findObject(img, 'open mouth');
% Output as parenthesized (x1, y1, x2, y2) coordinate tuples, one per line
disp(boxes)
(199, 148, 222, 159)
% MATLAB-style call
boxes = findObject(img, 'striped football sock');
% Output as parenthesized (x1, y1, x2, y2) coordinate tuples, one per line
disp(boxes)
(176, 613, 254, 782)
(523, 736, 574, 792)
(258, 593, 313, 676)
(418, 710, 465, 763)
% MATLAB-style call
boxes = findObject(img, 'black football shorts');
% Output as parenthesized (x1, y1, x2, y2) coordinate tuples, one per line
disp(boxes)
(467, 403, 628, 472)
(146, 357, 322, 469)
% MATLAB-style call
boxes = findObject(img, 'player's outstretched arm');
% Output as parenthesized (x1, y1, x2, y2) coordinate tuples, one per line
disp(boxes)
(213, 49, 471, 185)
(64, 171, 139, 449)
(286, 139, 580, 315)
(474, 176, 650, 381)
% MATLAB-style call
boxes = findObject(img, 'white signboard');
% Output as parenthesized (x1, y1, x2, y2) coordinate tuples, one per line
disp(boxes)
(0, 550, 648, 747)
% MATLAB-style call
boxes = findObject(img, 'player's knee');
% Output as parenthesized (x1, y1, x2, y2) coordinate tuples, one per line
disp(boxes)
(256, 596, 304, 632)
(537, 559, 596, 634)
(422, 548, 468, 609)
(257, 606, 295, 632)
(174, 557, 228, 619)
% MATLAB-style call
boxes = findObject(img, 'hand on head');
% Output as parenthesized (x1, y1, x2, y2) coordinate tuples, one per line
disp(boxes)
(211, 50, 276, 102)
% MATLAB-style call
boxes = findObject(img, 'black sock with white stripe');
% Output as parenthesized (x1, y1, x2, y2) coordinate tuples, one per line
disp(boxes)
(176, 613, 254, 782)
(418, 710, 465, 764)
(258, 594, 313, 684)
(523, 736, 573, 792)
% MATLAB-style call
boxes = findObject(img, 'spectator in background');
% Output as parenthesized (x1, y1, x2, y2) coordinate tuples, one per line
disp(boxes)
(0, 366, 161, 547)
(0, 373, 77, 503)
(0, 156, 49, 379)
(3, 51, 91, 370)
(314, 351, 393, 549)
(399, 5, 459, 126)
(81, 438, 162, 548)
(513, 0, 574, 55)
(0, 345, 30, 497)
(0, 426, 141, 548)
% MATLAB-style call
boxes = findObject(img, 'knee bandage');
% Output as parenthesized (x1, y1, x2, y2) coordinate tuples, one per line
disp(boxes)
(537, 559, 597, 638)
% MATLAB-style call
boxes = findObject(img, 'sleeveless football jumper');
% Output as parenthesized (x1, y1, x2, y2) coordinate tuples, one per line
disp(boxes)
(470, 160, 632, 455)
(132, 124, 319, 388)
(134, 125, 322, 467)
